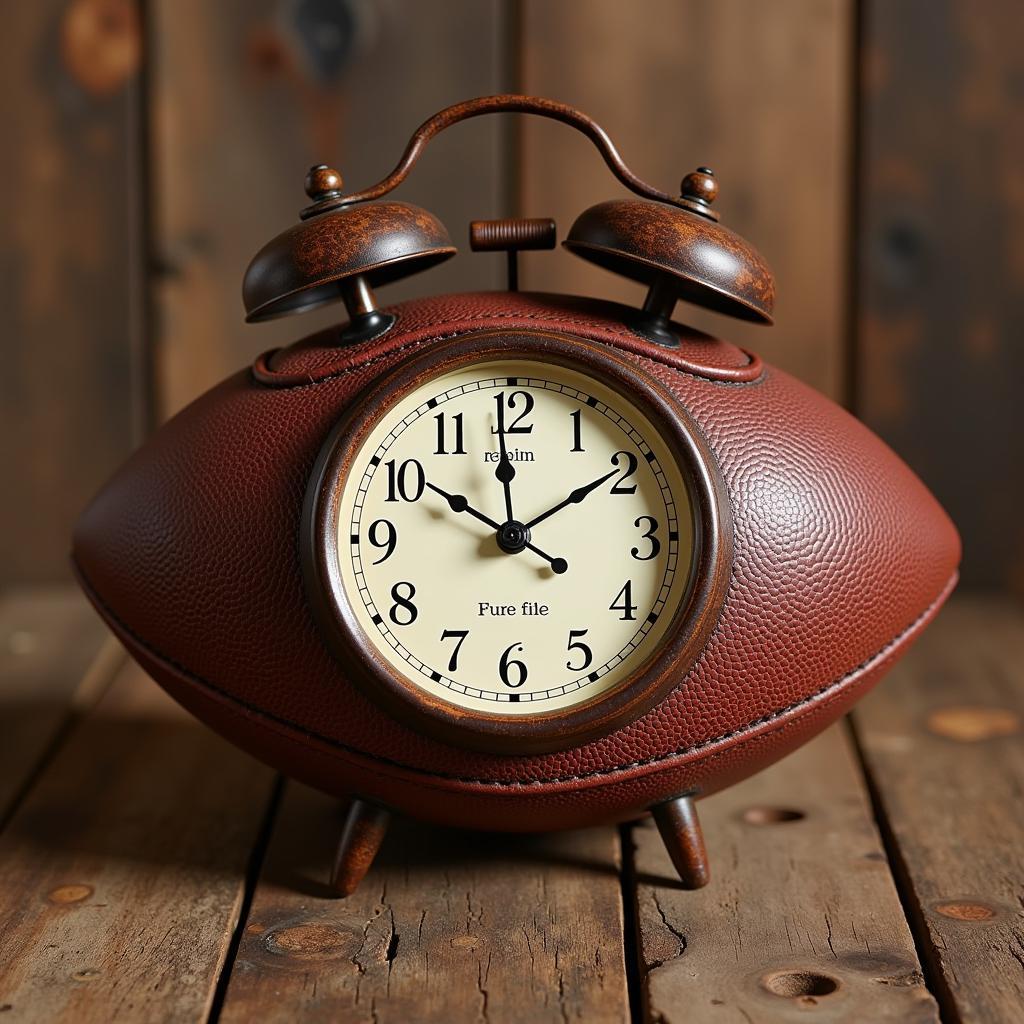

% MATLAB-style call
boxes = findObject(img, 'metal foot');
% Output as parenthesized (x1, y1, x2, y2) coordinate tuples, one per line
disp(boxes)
(652, 794, 710, 889)
(329, 798, 391, 897)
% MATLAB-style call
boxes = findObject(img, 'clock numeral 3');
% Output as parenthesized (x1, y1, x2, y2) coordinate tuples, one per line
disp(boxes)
(384, 459, 425, 502)
(566, 628, 593, 671)
(631, 516, 661, 561)
(388, 581, 418, 625)
(433, 412, 466, 455)
(499, 642, 528, 688)
(493, 391, 535, 435)
(610, 580, 637, 621)
(368, 518, 397, 564)
(610, 450, 638, 494)
(440, 628, 469, 672)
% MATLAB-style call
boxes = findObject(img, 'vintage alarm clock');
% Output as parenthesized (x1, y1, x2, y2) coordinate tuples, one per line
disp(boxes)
(73, 96, 960, 896)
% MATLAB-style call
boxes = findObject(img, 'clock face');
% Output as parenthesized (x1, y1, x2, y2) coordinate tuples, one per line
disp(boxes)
(330, 356, 696, 720)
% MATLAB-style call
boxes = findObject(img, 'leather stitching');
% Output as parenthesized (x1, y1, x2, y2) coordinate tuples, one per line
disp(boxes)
(75, 560, 955, 789)
(251, 314, 765, 389)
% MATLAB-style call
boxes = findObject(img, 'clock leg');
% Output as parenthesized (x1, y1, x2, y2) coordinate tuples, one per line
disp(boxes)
(329, 798, 391, 897)
(652, 794, 710, 889)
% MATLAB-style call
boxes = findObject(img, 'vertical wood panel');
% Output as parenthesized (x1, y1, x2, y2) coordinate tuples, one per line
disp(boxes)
(1, 0, 145, 584)
(151, 0, 512, 418)
(856, 0, 1024, 594)
(519, 0, 852, 399)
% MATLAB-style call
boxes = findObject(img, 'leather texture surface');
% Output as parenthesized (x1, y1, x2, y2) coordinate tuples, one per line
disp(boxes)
(73, 291, 960, 829)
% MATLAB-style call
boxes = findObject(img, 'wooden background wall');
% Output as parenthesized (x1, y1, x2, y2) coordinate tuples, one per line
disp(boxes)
(4, 0, 1022, 595)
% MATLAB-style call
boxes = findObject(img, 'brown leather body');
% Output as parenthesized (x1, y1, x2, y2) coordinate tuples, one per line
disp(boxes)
(72, 291, 960, 831)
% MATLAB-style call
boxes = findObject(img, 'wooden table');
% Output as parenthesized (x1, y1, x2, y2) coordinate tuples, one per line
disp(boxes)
(0, 589, 1021, 1023)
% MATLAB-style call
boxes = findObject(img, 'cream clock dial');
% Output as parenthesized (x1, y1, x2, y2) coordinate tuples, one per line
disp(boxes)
(333, 357, 695, 716)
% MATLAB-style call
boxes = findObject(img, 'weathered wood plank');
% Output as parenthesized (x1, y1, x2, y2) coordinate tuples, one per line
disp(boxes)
(0, 660, 277, 1023)
(150, 0, 511, 418)
(0, 0, 146, 583)
(220, 782, 630, 1023)
(520, 0, 852, 399)
(0, 588, 120, 821)
(634, 726, 937, 1022)
(852, 597, 1024, 1023)
(857, 0, 1024, 594)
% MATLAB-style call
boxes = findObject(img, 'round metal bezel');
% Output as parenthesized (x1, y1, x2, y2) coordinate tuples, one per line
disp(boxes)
(302, 330, 732, 754)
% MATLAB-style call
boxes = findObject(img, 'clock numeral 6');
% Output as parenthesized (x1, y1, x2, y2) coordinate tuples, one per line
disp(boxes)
(440, 628, 469, 672)
(388, 581, 418, 626)
(610, 580, 638, 621)
(566, 628, 593, 671)
(610, 450, 638, 494)
(498, 642, 528, 688)
(384, 458, 425, 502)
(631, 516, 661, 561)
(368, 518, 397, 564)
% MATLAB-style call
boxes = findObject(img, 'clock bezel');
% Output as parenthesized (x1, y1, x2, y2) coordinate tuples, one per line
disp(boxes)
(302, 330, 732, 755)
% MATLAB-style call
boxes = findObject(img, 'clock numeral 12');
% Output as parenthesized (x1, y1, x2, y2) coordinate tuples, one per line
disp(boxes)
(566, 628, 593, 671)
(440, 628, 469, 672)
(433, 412, 466, 455)
(610, 580, 637, 621)
(492, 391, 535, 434)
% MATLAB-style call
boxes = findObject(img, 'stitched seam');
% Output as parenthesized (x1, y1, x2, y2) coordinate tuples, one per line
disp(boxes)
(76, 560, 954, 788)
(252, 313, 763, 389)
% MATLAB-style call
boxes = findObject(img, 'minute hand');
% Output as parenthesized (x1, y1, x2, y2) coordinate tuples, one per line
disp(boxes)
(523, 469, 617, 531)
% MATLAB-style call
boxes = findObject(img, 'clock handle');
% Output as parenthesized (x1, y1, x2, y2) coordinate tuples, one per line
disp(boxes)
(311, 94, 686, 214)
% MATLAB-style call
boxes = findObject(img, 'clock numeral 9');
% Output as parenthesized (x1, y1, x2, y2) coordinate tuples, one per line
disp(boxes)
(368, 518, 397, 564)
(566, 628, 593, 671)
(433, 412, 466, 455)
(492, 391, 535, 434)
(610, 450, 638, 494)
(440, 628, 469, 672)
(498, 642, 528, 688)
(610, 580, 637, 621)
(384, 459, 425, 502)
(631, 516, 661, 561)
(388, 581, 418, 626)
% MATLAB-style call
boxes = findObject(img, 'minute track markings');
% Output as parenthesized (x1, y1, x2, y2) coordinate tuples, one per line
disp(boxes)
(344, 370, 684, 705)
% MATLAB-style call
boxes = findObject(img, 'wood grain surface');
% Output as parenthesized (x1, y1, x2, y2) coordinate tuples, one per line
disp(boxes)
(149, 0, 512, 418)
(0, 589, 119, 820)
(856, 0, 1024, 595)
(853, 597, 1024, 1023)
(518, 0, 853, 399)
(220, 782, 629, 1023)
(1, 0, 147, 584)
(0, 659, 277, 1022)
(633, 726, 938, 1023)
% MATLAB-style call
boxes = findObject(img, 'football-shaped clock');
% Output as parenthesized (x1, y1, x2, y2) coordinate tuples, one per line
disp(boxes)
(73, 95, 960, 896)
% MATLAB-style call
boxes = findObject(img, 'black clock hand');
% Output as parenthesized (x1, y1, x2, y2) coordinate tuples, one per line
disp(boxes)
(523, 469, 617, 531)
(426, 481, 502, 531)
(494, 401, 516, 523)
(426, 482, 568, 575)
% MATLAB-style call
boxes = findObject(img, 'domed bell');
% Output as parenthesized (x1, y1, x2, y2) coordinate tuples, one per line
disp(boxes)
(565, 167, 774, 346)
(243, 164, 455, 343)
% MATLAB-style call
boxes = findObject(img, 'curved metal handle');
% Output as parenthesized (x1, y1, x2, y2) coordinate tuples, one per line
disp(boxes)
(336, 94, 681, 209)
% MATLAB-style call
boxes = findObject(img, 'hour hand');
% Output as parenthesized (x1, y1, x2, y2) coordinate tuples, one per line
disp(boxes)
(426, 482, 502, 531)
